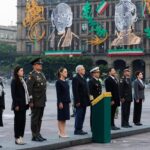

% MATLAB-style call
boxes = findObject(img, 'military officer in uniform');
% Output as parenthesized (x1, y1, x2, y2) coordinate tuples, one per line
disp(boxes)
(27, 58, 47, 142)
(88, 67, 102, 131)
(89, 67, 102, 100)
(120, 66, 132, 128)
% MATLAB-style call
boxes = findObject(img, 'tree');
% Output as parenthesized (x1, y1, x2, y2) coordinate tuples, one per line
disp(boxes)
(0, 43, 16, 76)
(15, 56, 94, 80)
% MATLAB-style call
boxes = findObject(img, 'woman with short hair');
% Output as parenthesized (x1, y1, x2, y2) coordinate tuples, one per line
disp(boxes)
(56, 67, 71, 138)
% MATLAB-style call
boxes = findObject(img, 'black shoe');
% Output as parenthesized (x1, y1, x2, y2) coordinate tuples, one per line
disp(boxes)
(135, 123, 143, 126)
(38, 135, 47, 141)
(71, 114, 75, 117)
(128, 124, 132, 127)
(122, 125, 129, 128)
(111, 126, 120, 130)
(32, 136, 44, 142)
(0, 145, 2, 148)
(74, 130, 88, 135)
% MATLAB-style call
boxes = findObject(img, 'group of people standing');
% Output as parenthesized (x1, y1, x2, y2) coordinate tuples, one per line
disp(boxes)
(0, 57, 145, 148)
(11, 58, 47, 145)
(105, 67, 145, 130)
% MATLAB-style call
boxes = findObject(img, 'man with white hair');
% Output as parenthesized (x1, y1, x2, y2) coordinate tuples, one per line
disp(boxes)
(72, 65, 90, 135)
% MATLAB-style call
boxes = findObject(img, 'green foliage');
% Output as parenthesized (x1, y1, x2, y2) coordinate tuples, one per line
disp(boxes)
(15, 56, 94, 80)
(99, 64, 108, 79)
(15, 56, 36, 75)
(0, 43, 16, 55)
(0, 43, 16, 75)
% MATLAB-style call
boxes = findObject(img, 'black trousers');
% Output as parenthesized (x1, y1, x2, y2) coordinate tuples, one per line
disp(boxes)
(90, 106, 93, 132)
(0, 109, 3, 127)
(133, 99, 142, 124)
(111, 104, 118, 127)
(31, 107, 44, 137)
(14, 110, 26, 138)
(75, 106, 86, 131)
(121, 101, 131, 126)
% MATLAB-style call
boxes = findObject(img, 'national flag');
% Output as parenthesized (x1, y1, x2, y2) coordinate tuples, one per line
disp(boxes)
(96, 0, 109, 15)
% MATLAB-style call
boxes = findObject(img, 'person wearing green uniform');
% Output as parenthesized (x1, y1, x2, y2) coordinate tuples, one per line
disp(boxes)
(27, 58, 47, 142)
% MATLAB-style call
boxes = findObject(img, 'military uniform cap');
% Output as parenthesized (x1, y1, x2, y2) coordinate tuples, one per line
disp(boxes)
(90, 67, 100, 73)
(31, 58, 43, 65)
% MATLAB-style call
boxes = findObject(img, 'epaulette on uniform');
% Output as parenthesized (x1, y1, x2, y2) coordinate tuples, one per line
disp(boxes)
(28, 71, 35, 80)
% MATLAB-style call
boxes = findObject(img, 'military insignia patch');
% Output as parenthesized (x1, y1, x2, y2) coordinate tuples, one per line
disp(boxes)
(120, 79, 123, 83)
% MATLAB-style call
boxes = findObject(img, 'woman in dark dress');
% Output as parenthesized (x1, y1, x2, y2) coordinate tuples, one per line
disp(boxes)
(56, 67, 71, 138)
(11, 66, 29, 145)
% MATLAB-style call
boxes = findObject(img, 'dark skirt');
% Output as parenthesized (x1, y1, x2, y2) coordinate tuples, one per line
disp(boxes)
(57, 103, 70, 121)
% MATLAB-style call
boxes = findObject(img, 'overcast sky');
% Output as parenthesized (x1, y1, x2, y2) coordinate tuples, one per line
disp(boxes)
(0, 0, 17, 26)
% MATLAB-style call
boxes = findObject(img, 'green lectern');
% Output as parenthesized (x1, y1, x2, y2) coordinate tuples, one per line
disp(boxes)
(91, 92, 111, 143)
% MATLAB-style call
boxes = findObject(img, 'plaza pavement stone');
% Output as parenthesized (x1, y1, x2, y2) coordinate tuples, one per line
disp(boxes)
(0, 84, 150, 150)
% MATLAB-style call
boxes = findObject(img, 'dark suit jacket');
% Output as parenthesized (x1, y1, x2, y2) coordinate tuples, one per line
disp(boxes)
(11, 78, 28, 111)
(105, 76, 120, 106)
(119, 76, 132, 102)
(72, 74, 90, 107)
(88, 77, 102, 99)
(134, 79, 145, 100)
(55, 79, 71, 104)
(0, 92, 5, 110)
(0, 82, 5, 109)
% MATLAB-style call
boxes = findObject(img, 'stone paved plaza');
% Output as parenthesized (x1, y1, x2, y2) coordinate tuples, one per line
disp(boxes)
(0, 83, 150, 149)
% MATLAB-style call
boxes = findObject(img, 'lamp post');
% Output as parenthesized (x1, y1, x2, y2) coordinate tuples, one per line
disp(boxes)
(9, 49, 13, 79)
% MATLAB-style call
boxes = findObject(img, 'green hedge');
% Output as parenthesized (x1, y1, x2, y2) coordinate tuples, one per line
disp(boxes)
(15, 56, 94, 80)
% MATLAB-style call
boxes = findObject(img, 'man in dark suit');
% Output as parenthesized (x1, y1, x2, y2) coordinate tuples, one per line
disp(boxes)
(0, 78, 5, 127)
(105, 67, 120, 130)
(88, 67, 102, 131)
(72, 65, 90, 135)
(27, 58, 47, 142)
(120, 67, 132, 128)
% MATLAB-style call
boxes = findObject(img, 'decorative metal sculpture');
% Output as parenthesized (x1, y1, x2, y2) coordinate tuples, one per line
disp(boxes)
(143, 0, 150, 39)
(49, 3, 79, 48)
(23, 0, 46, 42)
(111, 0, 141, 46)
(82, 1, 108, 45)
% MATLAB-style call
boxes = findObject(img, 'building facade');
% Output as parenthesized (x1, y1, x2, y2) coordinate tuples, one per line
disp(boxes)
(17, 0, 150, 80)
(0, 25, 17, 45)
